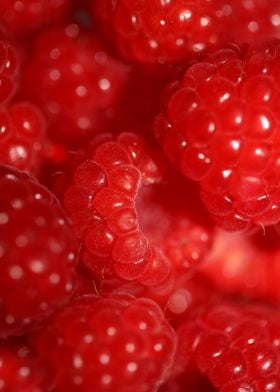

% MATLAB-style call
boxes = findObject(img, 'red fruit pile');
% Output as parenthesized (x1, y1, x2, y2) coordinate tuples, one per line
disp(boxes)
(2, 1, 280, 391)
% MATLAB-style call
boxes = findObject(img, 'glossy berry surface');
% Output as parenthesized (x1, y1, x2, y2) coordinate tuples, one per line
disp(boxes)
(176, 303, 280, 391)
(0, 164, 78, 337)
(0, 31, 18, 104)
(20, 24, 128, 146)
(0, 0, 70, 34)
(31, 295, 176, 391)
(0, 102, 46, 175)
(91, 0, 229, 64)
(155, 40, 280, 232)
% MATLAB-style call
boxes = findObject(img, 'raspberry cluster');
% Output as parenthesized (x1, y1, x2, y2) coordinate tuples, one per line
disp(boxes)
(1, 1, 280, 391)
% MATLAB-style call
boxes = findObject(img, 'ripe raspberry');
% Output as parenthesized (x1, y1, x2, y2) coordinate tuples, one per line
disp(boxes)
(0, 30, 19, 104)
(202, 227, 280, 304)
(30, 295, 176, 391)
(0, 102, 46, 175)
(90, 0, 229, 64)
(154, 40, 280, 232)
(20, 24, 128, 146)
(0, 339, 49, 391)
(0, 0, 70, 34)
(0, 164, 78, 337)
(175, 303, 280, 391)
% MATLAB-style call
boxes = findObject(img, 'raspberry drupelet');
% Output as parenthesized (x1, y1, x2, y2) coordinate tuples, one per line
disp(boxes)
(174, 303, 280, 391)
(20, 24, 129, 146)
(30, 295, 177, 391)
(90, 0, 230, 65)
(0, 102, 46, 175)
(0, 164, 78, 337)
(154, 40, 280, 232)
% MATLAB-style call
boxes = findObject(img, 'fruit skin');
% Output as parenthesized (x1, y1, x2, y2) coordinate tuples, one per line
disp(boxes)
(154, 40, 280, 232)
(0, 102, 46, 175)
(0, 164, 78, 337)
(174, 303, 280, 391)
(30, 295, 177, 392)
(90, 0, 229, 64)
(0, 31, 19, 104)
(20, 24, 129, 146)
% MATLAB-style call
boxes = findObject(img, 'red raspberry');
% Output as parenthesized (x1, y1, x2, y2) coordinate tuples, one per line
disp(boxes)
(175, 303, 280, 391)
(154, 40, 280, 232)
(0, 102, 46, 175)
(90, 0, 229, 64)
(0, 164, 78, 337)
(0, 31, 19, 104)
(20, 24, 128, 146)
(0, 339, 49, 391)
(0, 0, 70, 34)
(30, 295, 176, 391)
(202, 227, 280, 304)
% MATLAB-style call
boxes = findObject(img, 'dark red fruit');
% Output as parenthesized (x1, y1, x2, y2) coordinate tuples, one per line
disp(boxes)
(30, 295, 176, 391)
(0, 164, 78, 337)
(0, 31, 19, 104)
(154, 40, 280, 232)
(20, 24, 129, 146)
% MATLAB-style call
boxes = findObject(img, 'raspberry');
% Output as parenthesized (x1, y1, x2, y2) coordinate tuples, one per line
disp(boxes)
(175, 303, 280, 391)
(30, 295, 176, 391)
(0, 339, 49, 391)
(0, 0, 70, 34)
(0, 31, 19, 104)
(154, 40, 280, 232)
(202, 227, 280, 303)
(90, 0, 229, 64)
(0, 164, 78, 337)
(20, 24, 128, 146)
(0, 102, 46, 175)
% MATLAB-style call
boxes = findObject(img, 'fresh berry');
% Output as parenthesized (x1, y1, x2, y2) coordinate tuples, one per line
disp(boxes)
(0, 102, 46, 175)
(155, 40, 280, 232)
(20, 24, 129, 146)
(0, 339, 49, 391)
(0, 164, 78, 337)
(90, 0, 230, 64)
(175, 303, 280, 391)
(202, 227, 280, 304)
(0, 30, 19, 104)
(30, 295, 176, 391)
(0, 0, 70, 35)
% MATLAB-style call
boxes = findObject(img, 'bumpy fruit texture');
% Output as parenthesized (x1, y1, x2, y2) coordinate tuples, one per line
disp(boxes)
(0, 102, 46, 175)
(20, 24, 129, 146)
(91, 0, 230, 64)
(0, 0, 70, 34)
(30, 296, 177, 391)
(0, 31, 18, 104)
(155, 40, 280, 232)
(0, 164, 78, 337)
(0, 340, 49, 391)
(175, 303, 280, 391)
(202, 227, 280, 303)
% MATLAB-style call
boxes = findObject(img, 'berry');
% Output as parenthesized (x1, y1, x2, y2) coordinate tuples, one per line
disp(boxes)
(0, 0, 70, 34)
(0, 30, 19, 104)
(175, 303, 280, 391)
(0, 164, 78, 337)
(30, 295, 176, 391)
(20, 24, 129, 146)
(154, 40, 280, 232)
(0, 102, 46, 175)
(90, 0, 229, 64)
(0, 339, 49, 391)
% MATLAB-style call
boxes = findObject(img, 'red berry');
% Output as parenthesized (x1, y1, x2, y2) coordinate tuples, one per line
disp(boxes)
(154, 40, 280, 232)
(30, 295, 176, 391)
(20, 24, 129, 146)
(0, 102, 46, 175)
(0, 164, 78, 337)
(175, 303, 280, 391)
(0, 31, 19, 104)
(0, 0, 70, 34)
(90, 0, 230, 64)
